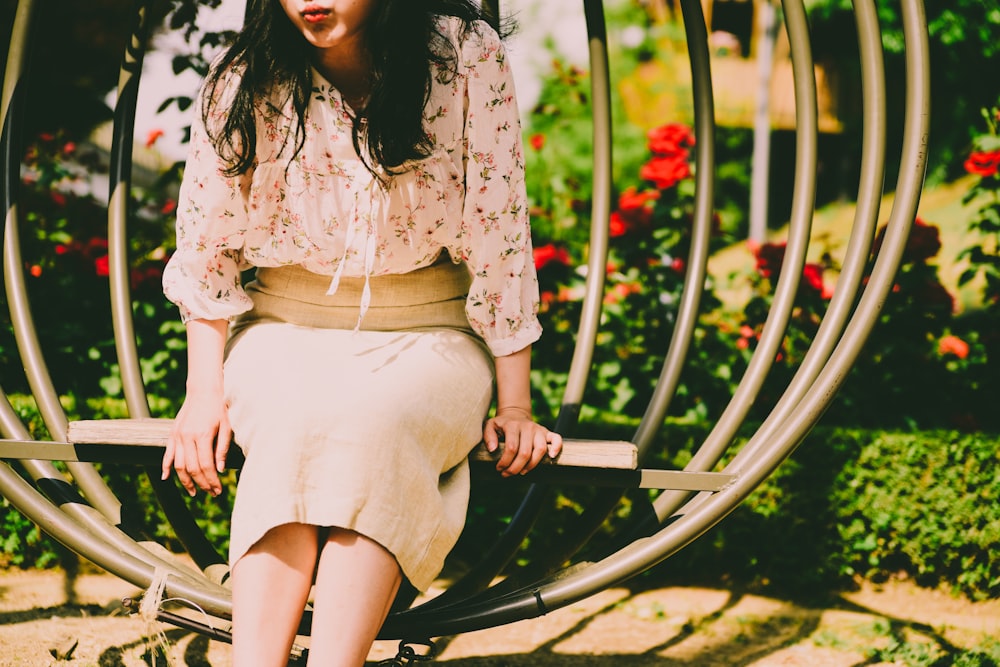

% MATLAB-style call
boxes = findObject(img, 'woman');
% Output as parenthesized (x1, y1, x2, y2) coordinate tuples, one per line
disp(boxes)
(161, 0, 561, 664)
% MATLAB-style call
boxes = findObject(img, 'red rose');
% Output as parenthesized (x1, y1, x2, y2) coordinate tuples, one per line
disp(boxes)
(146, 128, 165, 148)
(647, 123, 695, 156)
(529, 133, 545, 151)
(639, 154, 691, 190)
(736, 325, 757, 350)
(938, 335, 969, 360)
(161, 199, 177, 215)
(754, 241, 787, 280)
(94, 255, 110, 277)
(609, 212, 628, 237)
(964, 150, 1000, 177)
(85, 237, 109, 259)
(802, 264, 824, 294)
(533, 243, 570, 270)
(618, 186, 660, 212)
(604, 281, 640, 305)
(904, 217, 941, 263)
(616, 186, 659, 229)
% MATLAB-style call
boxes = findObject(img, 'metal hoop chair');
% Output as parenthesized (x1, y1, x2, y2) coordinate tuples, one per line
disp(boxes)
(0, 0, 930, 652)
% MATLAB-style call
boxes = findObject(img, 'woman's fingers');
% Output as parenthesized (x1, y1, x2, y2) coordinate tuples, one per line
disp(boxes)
(216, 418, 232, 474)
(546, 430, 563, 459)
(526, 428, 549, 470)
(172, 437, 195, 495)
(162, 399, 231, 497)
(483, 418, 501, 453)
(494, 422, 519, 472)
(167, 432, 217, 497)
(187, 427, 224, 496)
(194, 442, 220, 497)
(161, 437, 176, 481)
(487, 419, 558, 477)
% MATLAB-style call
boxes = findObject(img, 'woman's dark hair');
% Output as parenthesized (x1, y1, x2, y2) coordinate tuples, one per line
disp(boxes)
(202, 0, 497, 179)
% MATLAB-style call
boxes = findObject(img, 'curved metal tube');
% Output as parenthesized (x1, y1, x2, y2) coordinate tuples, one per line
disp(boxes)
(631, 0, 716, 455)
(642, 0, 887, 530)
(556, 0, 614, 427)
(739, 0, 886, 450)
(727, 0, 929, 476)
(421, 0, 615, 605)
(0, 456, 233, 617)
(1, 0, 126, 525)
(106, 0, 228, 572)
(647, 0, 819, 523)
(694, 0, 819, 454)
(0, 0, 223, 591)
(475, 0, 719, 597)
(381, 0, 928, 637)
(109, 0, 153, 417)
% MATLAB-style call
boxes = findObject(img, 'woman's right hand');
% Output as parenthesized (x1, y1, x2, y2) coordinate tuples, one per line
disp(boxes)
(163, 387, 232, 497)
(162, 317, 233, 497)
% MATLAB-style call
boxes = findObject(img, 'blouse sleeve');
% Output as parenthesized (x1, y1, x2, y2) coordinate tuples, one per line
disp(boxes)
(457, 23, 542, 358)
(161, 73, 253, 323)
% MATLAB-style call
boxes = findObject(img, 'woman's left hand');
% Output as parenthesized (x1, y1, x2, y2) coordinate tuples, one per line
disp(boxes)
(483, 407, 563, 477)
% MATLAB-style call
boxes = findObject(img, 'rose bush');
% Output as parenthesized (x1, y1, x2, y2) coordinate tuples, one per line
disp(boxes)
(948, 96, 1000, 429)
(0, 132, 184, 408)
(530, 121, 740, 422)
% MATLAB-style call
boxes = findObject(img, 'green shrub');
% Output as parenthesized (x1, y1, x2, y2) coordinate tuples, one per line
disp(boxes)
(651, 427, 1000, 601)
(834, 430, 1000, 598)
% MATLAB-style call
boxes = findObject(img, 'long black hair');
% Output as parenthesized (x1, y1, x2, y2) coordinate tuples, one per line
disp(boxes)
(201, 0, 495, 179)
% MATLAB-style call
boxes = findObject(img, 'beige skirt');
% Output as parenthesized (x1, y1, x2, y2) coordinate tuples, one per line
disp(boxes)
(223, 257, 494, 591)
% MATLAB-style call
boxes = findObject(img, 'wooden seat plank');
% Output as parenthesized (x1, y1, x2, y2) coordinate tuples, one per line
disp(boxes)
(66, 419, 639, 470)
(4, 429, 737, 491)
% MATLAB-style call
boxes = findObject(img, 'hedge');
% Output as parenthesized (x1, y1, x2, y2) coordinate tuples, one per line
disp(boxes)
(625, 426, 1000, 600)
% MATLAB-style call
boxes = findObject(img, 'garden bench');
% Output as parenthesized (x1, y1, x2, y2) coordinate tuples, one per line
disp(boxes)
(0, 0, 930, 649)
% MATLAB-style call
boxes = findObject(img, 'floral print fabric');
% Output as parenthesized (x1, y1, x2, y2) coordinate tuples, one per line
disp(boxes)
(162, 18, 541, 357)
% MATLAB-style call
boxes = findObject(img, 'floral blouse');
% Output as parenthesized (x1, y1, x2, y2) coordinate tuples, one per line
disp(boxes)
(162, 18, 541, 358)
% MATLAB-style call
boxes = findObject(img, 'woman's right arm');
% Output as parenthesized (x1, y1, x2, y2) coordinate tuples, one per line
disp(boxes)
(160, 71, 255, 496)
(161, 318, 232, 497)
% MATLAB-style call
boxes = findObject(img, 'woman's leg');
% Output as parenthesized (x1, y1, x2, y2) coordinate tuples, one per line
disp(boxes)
(232, 523, 319, 666)
(307, 528, 402, 667)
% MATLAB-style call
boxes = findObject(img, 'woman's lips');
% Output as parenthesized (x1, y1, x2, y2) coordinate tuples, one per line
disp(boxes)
(302, 4, 330, 23)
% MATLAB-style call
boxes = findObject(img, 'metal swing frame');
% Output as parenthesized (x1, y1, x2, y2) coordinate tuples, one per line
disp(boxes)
(0, 0, 929, 648)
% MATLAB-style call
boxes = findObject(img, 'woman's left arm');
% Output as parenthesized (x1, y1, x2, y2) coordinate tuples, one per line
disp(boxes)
(457, 24, 561, 474)
(483, 345, 562, 477)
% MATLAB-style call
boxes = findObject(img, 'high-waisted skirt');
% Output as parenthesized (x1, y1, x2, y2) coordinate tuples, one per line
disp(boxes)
(223, 257, 494, 591)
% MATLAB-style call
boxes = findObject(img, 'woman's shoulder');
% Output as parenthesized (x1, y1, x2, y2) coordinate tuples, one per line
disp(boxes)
(435, 15, 504, 64)
(198, 51, 249, 115)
